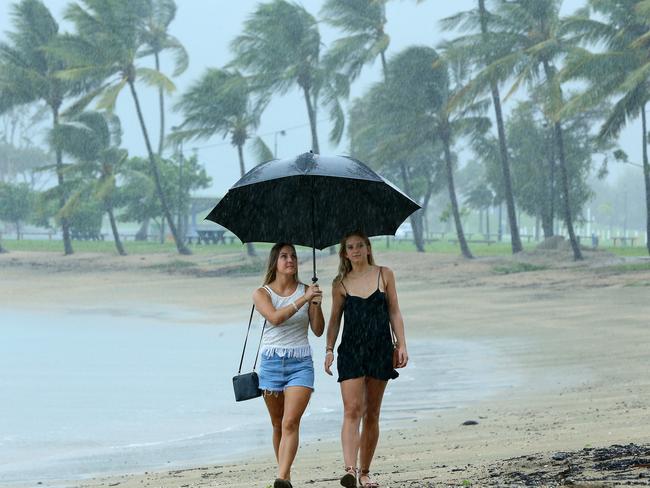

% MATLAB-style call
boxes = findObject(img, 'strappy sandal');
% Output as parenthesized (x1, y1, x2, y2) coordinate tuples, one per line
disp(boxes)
(273, 478, 293, 488)
(358, 469, 379, 488)
(340, 466, 357, 488)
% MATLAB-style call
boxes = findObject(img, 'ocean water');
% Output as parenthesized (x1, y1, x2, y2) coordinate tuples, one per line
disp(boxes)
(0, 307, 522, 485)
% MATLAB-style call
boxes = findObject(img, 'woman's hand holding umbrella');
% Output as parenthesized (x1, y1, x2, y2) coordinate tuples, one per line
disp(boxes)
(304, 282, 322, 306)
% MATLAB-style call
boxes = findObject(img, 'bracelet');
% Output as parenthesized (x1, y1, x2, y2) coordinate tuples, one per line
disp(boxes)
(291, 301, 299, 312)
(326, 346, 334, 353)
(325, 350, 334, 355)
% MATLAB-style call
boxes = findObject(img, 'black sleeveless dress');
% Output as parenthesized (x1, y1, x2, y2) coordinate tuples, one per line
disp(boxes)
(337, 267, 399, 382)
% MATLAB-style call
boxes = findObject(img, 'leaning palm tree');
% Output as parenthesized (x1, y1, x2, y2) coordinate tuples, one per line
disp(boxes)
(173, 68, 266, 257)
(54, 0, 190, 255)
(135, 0, 188, 241)
(50, 111, 127, 255)
(461, 0, 583, 259)
(320, 0, 390, 80)
(231, 0, 348, 151)
(562, 0, 650, 255)
(436, 54, 491, 259)
(0, 0, 85, 255)
(440, 0, 523, 253)
(140, 0, 188, 156)
(347, 47, 446, 252)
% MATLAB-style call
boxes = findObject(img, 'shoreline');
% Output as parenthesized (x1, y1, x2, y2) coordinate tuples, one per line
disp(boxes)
(2, 249, 650, 486)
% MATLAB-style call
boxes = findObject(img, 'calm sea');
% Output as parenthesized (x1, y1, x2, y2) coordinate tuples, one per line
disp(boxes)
(0, 307, 522, 485)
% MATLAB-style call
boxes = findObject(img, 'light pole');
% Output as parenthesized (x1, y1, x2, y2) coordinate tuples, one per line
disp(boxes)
(274, 130, 286, 158)
(171, 126, 184, 242)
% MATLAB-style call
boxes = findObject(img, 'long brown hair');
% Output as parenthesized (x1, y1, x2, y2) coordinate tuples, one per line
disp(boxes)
(333, 231, 375, 285)
(263, 243, 299, 285)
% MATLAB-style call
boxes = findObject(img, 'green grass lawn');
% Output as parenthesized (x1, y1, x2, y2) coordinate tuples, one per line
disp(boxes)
(2, 237, 648, 258)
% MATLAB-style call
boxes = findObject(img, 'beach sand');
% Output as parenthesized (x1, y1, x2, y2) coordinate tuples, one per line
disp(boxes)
(1, 248, 649, 487)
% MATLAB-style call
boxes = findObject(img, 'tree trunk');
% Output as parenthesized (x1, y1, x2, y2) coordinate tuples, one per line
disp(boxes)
(399, 162, 425, 252)
(410, 210, 425, 252)
(541, 60, 581, 259)
(155, 53, 165, 157)
(53, 106, 73, 255)
(486, 207, 490, 241)
(301, 85, 320, 154)
(128, 80, 190, 255)
(380, 51, 388, 81)
(107, 206, 126, 256)
(237, 143, 257, 257)
(543, 141, 555, 238)
(498, 203, 503, 242)
(0, 240, 6, 253)
(642, 105, 650, 256)
(135, 219, 149, 241)
(478, 0, 522, 254)
(553, 120, 582, 260)
(442, 128, 473, 258)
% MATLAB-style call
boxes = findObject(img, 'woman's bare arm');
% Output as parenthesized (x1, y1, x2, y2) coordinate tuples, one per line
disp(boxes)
(324, 282, 346, 375)
(383, 267, 408, 367)
(253, 286, 313, 326)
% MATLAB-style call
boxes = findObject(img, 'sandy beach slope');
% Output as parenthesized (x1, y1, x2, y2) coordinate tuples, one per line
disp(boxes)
(1, 248, 649, 487)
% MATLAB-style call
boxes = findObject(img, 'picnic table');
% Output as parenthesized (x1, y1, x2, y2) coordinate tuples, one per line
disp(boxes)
(189, 229, 226, 245)
(611, 236, 636, 247)
(71, 230, 104, 241)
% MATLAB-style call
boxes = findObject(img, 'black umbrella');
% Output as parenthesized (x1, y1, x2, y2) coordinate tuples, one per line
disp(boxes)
(206, 151, 420, 281)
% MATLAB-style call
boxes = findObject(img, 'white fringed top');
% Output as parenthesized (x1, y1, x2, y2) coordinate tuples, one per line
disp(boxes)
(259, 283, 311, 358)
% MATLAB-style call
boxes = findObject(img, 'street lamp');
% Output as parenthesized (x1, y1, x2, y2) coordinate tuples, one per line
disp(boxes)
(171, 126, 184, 241)
(274, 130, 286, 158)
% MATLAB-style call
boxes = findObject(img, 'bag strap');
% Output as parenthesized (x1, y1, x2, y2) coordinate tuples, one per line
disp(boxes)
(238, 304, 267, 374)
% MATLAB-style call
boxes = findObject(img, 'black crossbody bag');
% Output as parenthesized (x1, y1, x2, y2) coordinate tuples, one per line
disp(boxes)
(232, 305, 267, 402)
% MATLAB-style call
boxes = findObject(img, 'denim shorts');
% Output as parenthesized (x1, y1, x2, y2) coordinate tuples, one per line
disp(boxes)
(258, 354, 315, 392)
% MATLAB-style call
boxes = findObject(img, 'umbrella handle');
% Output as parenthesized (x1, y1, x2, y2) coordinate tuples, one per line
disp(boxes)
(310, 274, 321, 305)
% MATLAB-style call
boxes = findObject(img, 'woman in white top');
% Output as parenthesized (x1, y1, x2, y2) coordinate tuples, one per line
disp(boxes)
(253, 243, 324, 488)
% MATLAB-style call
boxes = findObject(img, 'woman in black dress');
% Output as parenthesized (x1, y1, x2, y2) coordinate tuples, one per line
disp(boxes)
(324, 231, 408, 488)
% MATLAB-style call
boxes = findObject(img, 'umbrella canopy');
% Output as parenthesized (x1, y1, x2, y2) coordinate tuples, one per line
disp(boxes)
(207, 152, 420, 279)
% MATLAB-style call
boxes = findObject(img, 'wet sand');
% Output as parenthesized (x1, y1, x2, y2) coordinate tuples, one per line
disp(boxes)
(1, 249, 649, 487)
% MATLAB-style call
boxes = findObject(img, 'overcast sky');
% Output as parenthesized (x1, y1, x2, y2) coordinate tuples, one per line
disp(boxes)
(0, 0, 640, 197)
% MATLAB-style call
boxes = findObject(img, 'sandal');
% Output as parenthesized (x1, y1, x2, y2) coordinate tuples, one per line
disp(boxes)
(358, 469, 379, 488)
(273, 478, 293, 488)
(340, 466, 357, 488)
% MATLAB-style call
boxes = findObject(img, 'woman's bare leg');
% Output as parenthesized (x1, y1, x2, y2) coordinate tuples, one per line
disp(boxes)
(277, 386, 312, 480)
(263, 391, 285, 462)
(340, 378, 366, 469)
(359, 377, 387, 485)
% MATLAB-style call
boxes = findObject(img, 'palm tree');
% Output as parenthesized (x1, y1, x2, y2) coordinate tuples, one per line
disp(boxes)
(54, 0, 190, 255)
(231, 0, 348, 152)
(50, 111, 127, 255)
(173, 68, 266, 257)
(324, 1, 443, 253)
(460, 0, 583, 259)
(0, 0, 86, 255)
(320, 0, 390, 80)
(347, 50, 445, 252)
(562, 0, 650, 255)
(140, 0, 188, 156)
(134, 0, 187, 241)
(440, 0, 523, 253)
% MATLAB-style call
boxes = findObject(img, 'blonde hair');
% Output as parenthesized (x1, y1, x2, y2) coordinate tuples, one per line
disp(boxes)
(263, 243, 299, 285)
(333, 231, 375, 285)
